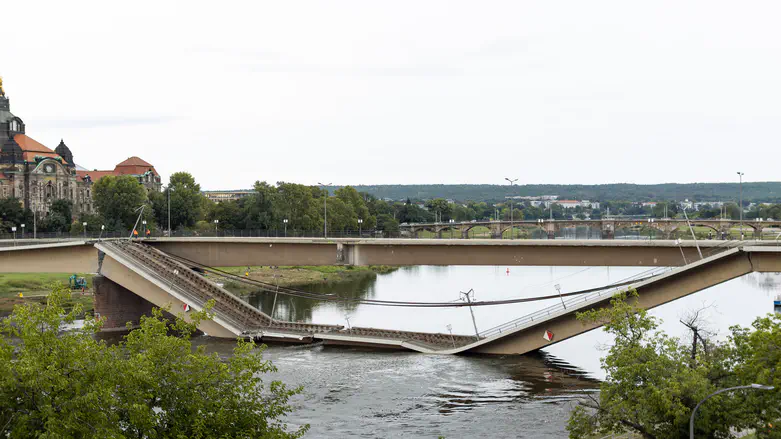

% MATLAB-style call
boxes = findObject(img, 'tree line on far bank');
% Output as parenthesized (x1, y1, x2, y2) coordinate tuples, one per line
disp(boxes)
(2, 173, 781, 236)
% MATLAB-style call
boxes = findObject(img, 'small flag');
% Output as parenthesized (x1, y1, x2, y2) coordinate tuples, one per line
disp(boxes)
(543, 330, 554, 341)
(183, 303, 191, 312)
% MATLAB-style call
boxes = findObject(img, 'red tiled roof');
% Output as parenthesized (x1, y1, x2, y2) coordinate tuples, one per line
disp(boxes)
(13, 134, 68, 163)
(76, 170, 116, 182)
(113, 156, 158, 176)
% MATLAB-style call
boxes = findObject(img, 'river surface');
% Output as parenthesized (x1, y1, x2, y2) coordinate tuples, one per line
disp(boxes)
(214, 266, 779, 438)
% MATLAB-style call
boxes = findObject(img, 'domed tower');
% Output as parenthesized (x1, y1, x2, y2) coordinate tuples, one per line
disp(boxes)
(55, 139, 75, 168)
(0, 79, 24, 164)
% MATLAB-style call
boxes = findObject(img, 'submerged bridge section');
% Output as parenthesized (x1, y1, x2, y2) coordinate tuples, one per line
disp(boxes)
(98, 241, 781, 355)
(2, 239, 781, 355)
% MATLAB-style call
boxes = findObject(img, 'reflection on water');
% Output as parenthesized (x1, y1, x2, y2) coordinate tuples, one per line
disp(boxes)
(156, 266, 781, 437)
(740, 272, 781, 293)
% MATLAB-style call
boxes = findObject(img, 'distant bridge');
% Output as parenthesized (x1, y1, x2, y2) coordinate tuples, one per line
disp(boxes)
(400, 218, 781, 239)
(0, 238, 780, 355)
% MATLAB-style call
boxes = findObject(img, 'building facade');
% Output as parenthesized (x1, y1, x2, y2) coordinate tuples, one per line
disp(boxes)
(0, 81, 161, 219)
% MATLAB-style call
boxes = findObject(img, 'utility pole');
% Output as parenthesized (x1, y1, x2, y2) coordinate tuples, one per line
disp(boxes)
(505, 177, 518, 239)
(460, 289, 480, 340)
(167, 185, 174, 237)
(737, 172, 744, 240)
(318, 182, 332, 238)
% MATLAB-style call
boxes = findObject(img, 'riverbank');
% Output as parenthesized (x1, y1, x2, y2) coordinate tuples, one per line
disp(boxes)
(0, 273, 94, 313)
(215, 265, 397, 295)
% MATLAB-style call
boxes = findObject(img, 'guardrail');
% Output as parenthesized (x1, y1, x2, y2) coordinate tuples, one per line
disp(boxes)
(101, 243, 250, 332)
(478, 267, 672, 339)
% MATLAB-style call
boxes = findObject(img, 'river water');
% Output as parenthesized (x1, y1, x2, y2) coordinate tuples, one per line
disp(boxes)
(214, 266, 780, 438)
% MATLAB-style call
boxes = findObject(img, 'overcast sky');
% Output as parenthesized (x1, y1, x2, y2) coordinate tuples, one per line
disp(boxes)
(2, 1, 780, 189)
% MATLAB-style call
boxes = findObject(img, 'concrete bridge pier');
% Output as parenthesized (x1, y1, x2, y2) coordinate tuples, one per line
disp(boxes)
(489, 222, 503, 239)
(601, 221, 615, 240)
(93, 275, 168, 330)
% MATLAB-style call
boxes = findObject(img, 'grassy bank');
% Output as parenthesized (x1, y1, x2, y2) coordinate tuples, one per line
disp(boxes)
(0, 272, 95, 313)
(214, 265, 397, 295)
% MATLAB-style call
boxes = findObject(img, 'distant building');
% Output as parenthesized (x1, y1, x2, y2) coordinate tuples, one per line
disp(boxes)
(202, 190, 254, 203)
(551, 199, 599, 209)
(0, 81, 160, 218)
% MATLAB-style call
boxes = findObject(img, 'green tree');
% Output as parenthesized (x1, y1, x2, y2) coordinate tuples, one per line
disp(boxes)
(92, 175, 149, 230)
(335, 186, 375, 230)
(568, 291, 780, 439)
(41, 199, 72, 232)
(0, 197, 32, 232)
(0, 286, 308, 438)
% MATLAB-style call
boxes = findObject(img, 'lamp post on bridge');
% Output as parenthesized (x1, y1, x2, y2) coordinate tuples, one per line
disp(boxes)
(213, 219, 219, 235)
(20, 223, 24, 239)
(318, 182, 332, 238)
(358, 218, 363, 237)
(737, 171, 745, 240)
(505, 177, 518, 239)
(283, 219, 288, 237)
(449, 218, 455, 239)
(11, 226, 16, 247)
(690, 384, 774, 439)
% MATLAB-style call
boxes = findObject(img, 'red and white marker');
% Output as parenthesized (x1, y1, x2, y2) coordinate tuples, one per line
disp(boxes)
(543, 330, 554, 342)
(182, 303, 191, 312)
(506, 268, 510, 275)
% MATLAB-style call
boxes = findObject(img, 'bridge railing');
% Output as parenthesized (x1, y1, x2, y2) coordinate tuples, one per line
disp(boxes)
(477, 267, 672, 339)
(100, 243, 250, 332)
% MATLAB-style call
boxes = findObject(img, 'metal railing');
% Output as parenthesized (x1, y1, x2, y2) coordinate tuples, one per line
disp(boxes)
(478, 267, 672, 339)
(101, 243, 250, 332)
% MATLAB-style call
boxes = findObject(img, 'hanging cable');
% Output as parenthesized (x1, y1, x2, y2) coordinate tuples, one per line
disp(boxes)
(162, 251, 660, 308)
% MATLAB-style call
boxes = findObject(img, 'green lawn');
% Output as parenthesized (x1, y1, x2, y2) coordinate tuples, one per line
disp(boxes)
(0, 272, 95, 313)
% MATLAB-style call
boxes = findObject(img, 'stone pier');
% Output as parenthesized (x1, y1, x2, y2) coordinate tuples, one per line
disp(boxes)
(93, 275, 157, 330)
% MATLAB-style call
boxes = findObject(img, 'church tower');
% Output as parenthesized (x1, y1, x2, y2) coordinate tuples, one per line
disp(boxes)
(0, 78, 25, 164)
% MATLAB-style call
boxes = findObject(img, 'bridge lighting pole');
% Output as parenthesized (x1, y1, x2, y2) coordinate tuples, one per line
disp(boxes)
(11, 226, 16, 247)
(20, 223, 24, 239)
(83, 222, 87, 239)
(318, 182, 332, 238)
(460, 289, 480, 340)
(214, 219, 219, 235)
(167, 185, 174, 237)
(675, 238, 689, 265)
(505, 178, 518, 239)
(554, 284, 566, 308)
(690, 384, 774, 439)
(358, 218, 363, 237)
(737, 172, 744, 240)
(449, 219, 455, 238)
(283, 219, 288, 237)
(681, 208, 703, 260)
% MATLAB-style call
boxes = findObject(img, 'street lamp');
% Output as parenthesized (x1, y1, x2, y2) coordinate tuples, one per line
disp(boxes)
(554, 284, 566, 308)
(358, 218, 363, 237)
(318, 182, 332, 238)
(142, 220, 147, 238)
(11, 226, 16, 246)
(449, 218, 455, 239)
(82, 222, 87, 239)
(213, 219, 219, 235)
(283, 218, 288, 237)
(690, 384, 774, 439)
(505, 177, 518, 239)
(99, 224, 105, 240)
(167, 185, 175, 237)
(20, 223, 25, 239)
(737, 172, 744, 240)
